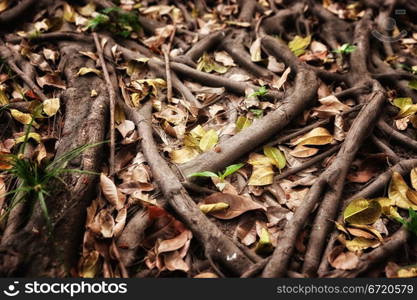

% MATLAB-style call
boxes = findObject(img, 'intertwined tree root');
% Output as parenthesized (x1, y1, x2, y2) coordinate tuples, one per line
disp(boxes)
(0, 0, 417, 277)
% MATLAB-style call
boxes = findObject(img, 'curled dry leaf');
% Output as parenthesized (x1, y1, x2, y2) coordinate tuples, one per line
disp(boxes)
(100, 173, 124, 210)
(290, 127, 333, 146)
(0, 176, 5, 210)
(345, 237, 380, 252)
(201, 192, 265, 219)
(248, 153, 274, 186)
(328, 245, 359, 270)
(311, 95, 350, 118)
(289, 144, 319, 158)
(113, 207, 127, 238)
(156, 230, 192, 254)
(43, 98, 60, 117)
(77, 67, 102, 76)
(170, 147, 200, 164)
(79, 250, 100, 278)
(200, 202, 230, 214)
(250, 37, 262, 62)
(98, 210, 115, 238)
(194, 272, 219, 278)
(389, 172, 417, 210)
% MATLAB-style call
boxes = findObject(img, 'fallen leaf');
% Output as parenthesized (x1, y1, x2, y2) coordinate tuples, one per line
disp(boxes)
(289, 144, 319, 158)
(0, 176, 5, 210)
(236, 116, 252, 132)
(98, 209, 115, 238)
(194, 272, 219, 278)
(389, 172, 417, 210)
(79, 250, 100, 278)
(197, 53, 228, 74)
(43, 98, 60, 116)
(288, 35, 312, 56)
(343, 198, 382, 225)
(250, 37, 262, 62)
(263, 146, 286, 169)
(254, 227, 274, 254)
(199, 129, 218, 152)
(157, 230, 192, 254)
(328, 246, 359, 270)
(201, 192, 265, 219)
(10, 109, 39, 128)
(345, 237, 380, 252)
(77, 67, 101, 76)
(248, 154, 274, 186)
(290, 127, 333, 146)
(214, 51, 235, 66)
(200, 202, 230, 214)
(273, 67, 291, 90)
(100, 173, 124, 210)
(163, 251, 189, 272)
(170, 147, 200, 164)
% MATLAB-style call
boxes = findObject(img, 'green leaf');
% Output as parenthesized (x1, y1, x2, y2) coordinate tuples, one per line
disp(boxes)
(263, 146, 286, 169)
(408, 80, 417, 91)
(343, 198, 382, 225)
(221, 163, 245, 179)
(250, 109, 264, 118)
(188, 171, 219, 179)
(288, 35, 311, 56)
(334, 43, 357, 54)
(249, 86, 268, 98)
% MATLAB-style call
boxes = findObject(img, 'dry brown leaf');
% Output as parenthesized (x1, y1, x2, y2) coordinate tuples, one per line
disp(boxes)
(289, 144, 319, 158)
(156, 230, 192, 254)
(100, 173, 124, 210)
(201, 192, 265, 219)
(290, 127, 333, 146)
(328, 246, 359, 270)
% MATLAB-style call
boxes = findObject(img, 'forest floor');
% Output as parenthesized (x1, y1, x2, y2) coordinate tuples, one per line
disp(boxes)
(0, 0, 417, 278)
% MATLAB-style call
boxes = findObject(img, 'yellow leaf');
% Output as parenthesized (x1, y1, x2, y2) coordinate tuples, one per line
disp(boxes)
(77, 2, 96, 17)
(80, 251, 100, 278)
(248, 159, 274, 186)
(255, 228, 274, 254)
(63, 3, 76, 22)
(15, 132, 41, 144)
(0, 85, 9, 105)
(170, 147, 200, 164)
(250, 38, 262, 62)
(77, 67, 101, 76)
(200, 202, 229, 214)
(263, 146, 286, 169)
(190, 125, 206, 139)
(199, 129, 218, 152)
(291, 127, 333, 146)
(288, 35, 312, 56)
(345, 237, 380, 252)
(393, 98, 417, 119)
(389, 172, 417, 210)
(197, 53, 228, 74)
(343, 198, 382, 225)
(289, 144, 319, 158)
(236, 116, 252, 132)
(411, 168, 417, 191)
(43, 98, 60, 116)
(0, 0, 8, 13)
(397, 265, 417, 278)
(10, 109, 39, 128)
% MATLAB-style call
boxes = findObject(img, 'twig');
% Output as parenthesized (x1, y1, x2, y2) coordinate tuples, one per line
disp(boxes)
(93, 33, 115, 177)
(162, 26, 176, 102)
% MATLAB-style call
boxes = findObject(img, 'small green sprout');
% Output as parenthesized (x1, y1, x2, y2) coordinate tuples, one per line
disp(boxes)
(397, 208, 417, 236)
(188, 163, 245, 181)
(334, 43, 357, 55)
(249, 86, 268, 98)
